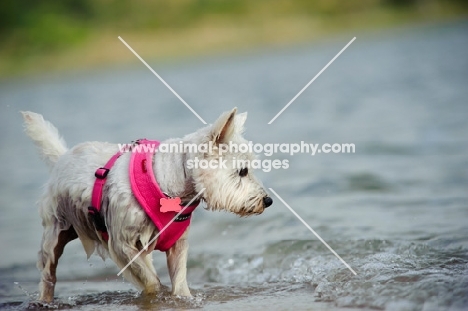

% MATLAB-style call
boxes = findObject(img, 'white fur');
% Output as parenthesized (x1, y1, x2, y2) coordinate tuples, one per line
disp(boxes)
(21, 108, 272, 303)
(21, 112, 68, 170)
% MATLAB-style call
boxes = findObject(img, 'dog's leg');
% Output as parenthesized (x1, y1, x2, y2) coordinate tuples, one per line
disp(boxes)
(37, 224, 77, 302)
(110, 238, 162, 295)
(166, 230, 191, 297)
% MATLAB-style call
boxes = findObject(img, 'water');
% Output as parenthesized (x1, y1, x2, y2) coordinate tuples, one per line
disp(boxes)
(1, 21, 468, 310)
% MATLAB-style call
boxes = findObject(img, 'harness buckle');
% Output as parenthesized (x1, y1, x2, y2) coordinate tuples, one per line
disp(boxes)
(95, 167, 109, 179)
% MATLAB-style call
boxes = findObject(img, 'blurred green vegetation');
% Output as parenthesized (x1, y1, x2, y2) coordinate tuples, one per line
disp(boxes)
(1, 0, 467, 77)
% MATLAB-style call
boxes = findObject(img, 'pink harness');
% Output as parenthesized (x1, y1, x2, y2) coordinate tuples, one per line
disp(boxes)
(88, 139, 199, 252)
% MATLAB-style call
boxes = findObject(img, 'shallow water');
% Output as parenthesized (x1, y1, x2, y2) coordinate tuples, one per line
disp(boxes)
(1, 21, 468, 310)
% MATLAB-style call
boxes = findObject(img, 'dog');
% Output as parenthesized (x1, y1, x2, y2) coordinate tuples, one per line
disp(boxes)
(21, 108, 272, 303)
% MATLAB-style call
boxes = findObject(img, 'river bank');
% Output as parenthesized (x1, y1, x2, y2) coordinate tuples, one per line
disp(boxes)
(1, 1, 467, 78)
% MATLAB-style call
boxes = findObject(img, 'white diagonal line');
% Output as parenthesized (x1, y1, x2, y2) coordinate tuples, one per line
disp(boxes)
(118, 36, 207, 124)
(269, 188, 357, 275)
(268, 37, 356, 124)
(117, 188, 205, 276)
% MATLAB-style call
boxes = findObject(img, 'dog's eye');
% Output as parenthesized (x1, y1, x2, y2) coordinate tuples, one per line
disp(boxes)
(239, 167, 248, 177)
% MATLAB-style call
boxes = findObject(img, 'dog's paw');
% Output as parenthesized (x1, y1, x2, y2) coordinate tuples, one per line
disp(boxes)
(172, 288, 192, 298)
(141, 282, 168, 296)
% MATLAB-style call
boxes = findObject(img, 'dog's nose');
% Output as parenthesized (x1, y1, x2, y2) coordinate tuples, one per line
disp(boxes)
(263, 196, 273, 208)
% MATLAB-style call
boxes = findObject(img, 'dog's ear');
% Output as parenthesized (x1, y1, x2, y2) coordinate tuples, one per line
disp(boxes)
(234, 112, 247, 134)
(211, 107, 237, 145)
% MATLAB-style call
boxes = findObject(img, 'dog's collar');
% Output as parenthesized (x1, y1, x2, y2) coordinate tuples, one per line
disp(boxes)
(174, 212, 193, 222)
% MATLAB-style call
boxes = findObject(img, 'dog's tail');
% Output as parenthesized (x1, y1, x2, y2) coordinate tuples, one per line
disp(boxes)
(21, 111, 68, 169)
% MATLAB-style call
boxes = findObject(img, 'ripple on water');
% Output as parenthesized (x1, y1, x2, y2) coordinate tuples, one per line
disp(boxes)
(189, 239, 468, 310)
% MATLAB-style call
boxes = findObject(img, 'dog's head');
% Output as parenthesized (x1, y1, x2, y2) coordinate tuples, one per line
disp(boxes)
(190, 108, 273, 216)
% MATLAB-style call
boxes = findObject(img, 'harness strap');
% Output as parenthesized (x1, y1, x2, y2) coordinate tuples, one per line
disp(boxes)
(88, 150, 124, 241)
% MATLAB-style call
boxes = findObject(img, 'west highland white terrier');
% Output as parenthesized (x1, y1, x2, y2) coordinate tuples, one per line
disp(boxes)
(21, 108, 272, 303)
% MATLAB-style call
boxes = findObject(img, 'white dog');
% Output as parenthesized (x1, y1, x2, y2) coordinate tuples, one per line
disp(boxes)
(21, 108, 272, 303)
